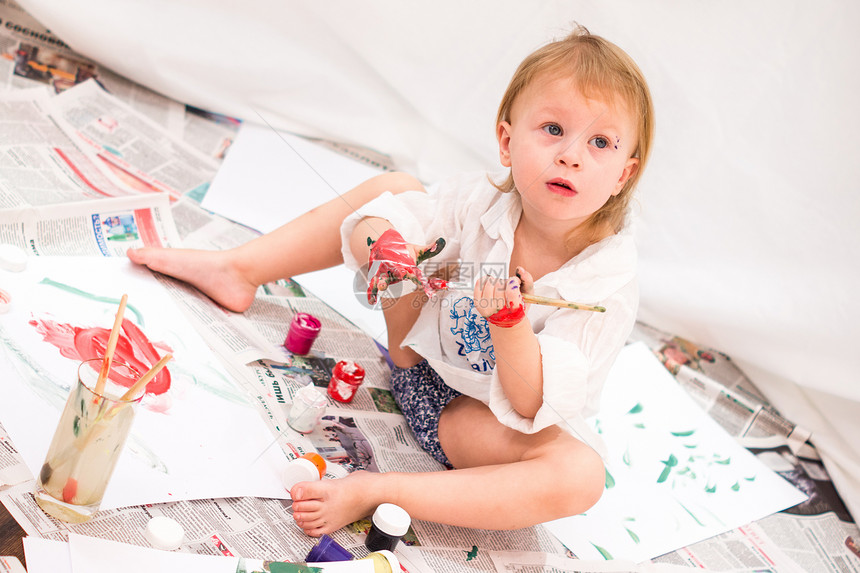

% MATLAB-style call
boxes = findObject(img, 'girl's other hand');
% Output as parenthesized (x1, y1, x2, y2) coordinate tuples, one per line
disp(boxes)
(474, 267, 534, 328)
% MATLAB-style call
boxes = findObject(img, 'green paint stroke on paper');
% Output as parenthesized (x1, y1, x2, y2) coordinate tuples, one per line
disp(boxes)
(40, 278, 145, 326)
(731, 481, 740, 491)
(622, 447, 632, 466)
(627, 403, 643, 414)
(671, 429, 696, 437)
(591, 542, 613, 560)
(625, 527, 641, 544)
(677, 500, 705, 527)
(605, 468, 616, 489)
(657, 453, 678, 483)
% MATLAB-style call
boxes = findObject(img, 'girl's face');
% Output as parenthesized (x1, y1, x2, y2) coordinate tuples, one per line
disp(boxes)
(496, 74, 639, 230)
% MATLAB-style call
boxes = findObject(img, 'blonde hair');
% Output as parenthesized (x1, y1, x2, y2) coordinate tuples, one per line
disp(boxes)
(494, 25, 655, 246)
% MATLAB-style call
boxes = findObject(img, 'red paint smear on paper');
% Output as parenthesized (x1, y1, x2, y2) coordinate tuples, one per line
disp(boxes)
(486, 303, 526, 328)
(29, 316, 172, 395)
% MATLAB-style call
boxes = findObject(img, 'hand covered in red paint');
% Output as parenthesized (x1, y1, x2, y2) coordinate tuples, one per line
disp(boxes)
(366, 229, 446, 304)
(473, 267, 534, 328)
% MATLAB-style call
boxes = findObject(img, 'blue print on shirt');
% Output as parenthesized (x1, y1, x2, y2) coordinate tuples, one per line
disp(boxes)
(449, 296, 495, 372)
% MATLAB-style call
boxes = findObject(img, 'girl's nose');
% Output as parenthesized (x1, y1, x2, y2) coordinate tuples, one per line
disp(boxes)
(554, 141, 582, 168)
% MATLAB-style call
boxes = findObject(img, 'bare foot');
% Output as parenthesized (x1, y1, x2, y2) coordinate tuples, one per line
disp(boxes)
(290, 471, 384, 536)
(127, 247, 258, 312)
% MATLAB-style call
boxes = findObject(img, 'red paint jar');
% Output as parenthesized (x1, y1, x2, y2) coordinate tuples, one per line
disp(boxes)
(284, 313, 321, 355)
(327, 360, 365, 403)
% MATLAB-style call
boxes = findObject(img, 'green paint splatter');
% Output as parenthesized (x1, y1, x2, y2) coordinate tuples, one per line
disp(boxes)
(657, 454, 678, 483)
(671, 429, 696, 437)
(744, 475, 757, 482)
(677, 500, 706, 527)
(464, 546, 478, 561)
(634, 422, 645, 429)
(625, 527, 641, 544)
(591, 542, 613, 560)
(39, 278, 145, 326)
(622, 447, 632, 466)
(683, 444, 698, 449)
(731, 482, 740, 491)
(72, 415, 81, 437)
(714, 456, 731, 465)
(627, 403, 643, 414)
(705, 482, 717, 493)
(605, 468, 616, 489)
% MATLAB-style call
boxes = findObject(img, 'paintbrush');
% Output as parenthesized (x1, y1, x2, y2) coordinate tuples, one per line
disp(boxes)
(521, 293, 605, 313)
(118, 353, 172, 402)
(94, 294, 128, 397)
(438, 281, 606, 313)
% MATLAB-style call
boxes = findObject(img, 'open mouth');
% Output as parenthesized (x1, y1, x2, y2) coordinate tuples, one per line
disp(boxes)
(546, 178, 576, 195)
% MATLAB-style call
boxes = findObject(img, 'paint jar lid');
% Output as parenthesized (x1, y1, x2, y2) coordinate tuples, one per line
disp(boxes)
(306, 533, 354, 562)
(294, 383, 327, 407)
(0, 244, 27, 272)
(300, 452, 327, 478)
(144, 516, 184, 551)
(363, 550, 401, 572)
(282, 457, 322, 492)
(291, 312, 321, 334)
(333, 360, 365, 383)
(371, 503, 411, 537)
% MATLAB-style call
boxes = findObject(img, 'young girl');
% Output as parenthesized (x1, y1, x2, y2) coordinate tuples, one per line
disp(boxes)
(128, 25, 654, 534)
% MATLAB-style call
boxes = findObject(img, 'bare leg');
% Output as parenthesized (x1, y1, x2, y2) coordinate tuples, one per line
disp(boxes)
(291, 396, 604, 534)
(127, 171, 424, 312)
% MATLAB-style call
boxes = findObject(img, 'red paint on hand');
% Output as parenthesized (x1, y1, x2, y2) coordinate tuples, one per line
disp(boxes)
(62, 477, 78, 503)
(367, 229, 439, 304)
(486, 303, 526, 328)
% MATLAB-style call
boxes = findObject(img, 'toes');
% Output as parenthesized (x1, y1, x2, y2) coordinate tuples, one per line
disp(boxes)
(291, 499, 324, 514)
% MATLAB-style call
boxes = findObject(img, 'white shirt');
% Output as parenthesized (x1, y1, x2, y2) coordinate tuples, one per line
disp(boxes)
(341, 171, 638, 456)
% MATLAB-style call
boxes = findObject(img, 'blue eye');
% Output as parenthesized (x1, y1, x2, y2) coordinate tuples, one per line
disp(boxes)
(543, 124, 562, 136)
(589, 136, 609, 149)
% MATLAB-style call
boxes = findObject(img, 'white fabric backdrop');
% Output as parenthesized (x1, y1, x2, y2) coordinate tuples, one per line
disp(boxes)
(19, 0, 860, 515)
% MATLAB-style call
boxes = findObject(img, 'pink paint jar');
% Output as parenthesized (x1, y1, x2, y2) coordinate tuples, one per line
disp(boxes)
(284, 313, 321, 355)
(327, 360, 365, 403)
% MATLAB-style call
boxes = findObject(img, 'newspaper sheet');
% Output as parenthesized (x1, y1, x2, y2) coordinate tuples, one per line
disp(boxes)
(0, 88, 137, 207)
(0, 192, 179, 254)
(49, 80, 221, 199)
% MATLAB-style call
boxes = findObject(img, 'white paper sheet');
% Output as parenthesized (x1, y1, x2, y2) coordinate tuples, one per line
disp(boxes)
(22, 537, 72, 573)
(543, 343, 808, 562)
(68, 533, 237, 573)
(0, 257, 289, 509)
(202, 122, 382, 235)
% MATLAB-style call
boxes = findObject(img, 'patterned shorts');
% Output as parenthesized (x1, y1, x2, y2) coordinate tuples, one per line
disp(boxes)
(390, 360, 462, 468)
